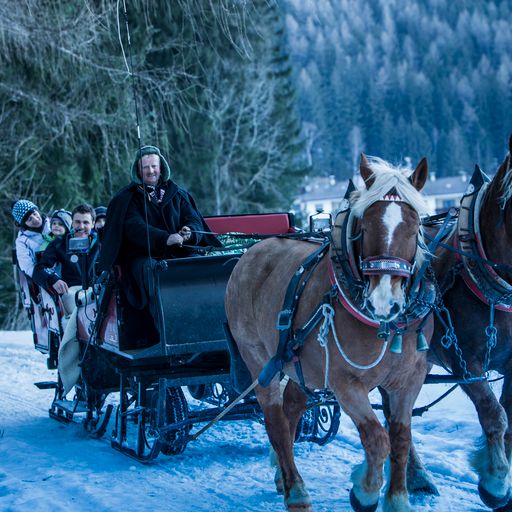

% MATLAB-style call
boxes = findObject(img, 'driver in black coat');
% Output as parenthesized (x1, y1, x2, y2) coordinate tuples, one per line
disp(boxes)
(98, 145, 221, 309)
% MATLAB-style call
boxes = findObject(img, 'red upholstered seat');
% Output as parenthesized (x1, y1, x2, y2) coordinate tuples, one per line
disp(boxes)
(205, 213, 295, 235)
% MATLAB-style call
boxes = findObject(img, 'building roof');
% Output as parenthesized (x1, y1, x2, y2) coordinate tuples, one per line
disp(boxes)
(296, 174, 472, 204)
(296, 176, 348, 202)
(422, 175, 469, 196)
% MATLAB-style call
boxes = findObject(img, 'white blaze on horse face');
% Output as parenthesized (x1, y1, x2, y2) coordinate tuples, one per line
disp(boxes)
(367, 275, 405, 319)
(367, 203, 406, 319)
(383, 202, 403, 251)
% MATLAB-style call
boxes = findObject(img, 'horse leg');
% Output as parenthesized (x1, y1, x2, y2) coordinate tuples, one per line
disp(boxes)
(493, 374, 512, 512)
(383, 383, 427, 512)
(271, 379, 308, 496)
(406, 442, 439, 496)
(333, 383, 390, 512)
(461, 379, 510, 509)
(378, 387, 439, 496)
(256, 381, 312, 511)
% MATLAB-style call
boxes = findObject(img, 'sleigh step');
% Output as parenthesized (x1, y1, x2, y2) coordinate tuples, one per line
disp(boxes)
(34, 381, 58, 390)
(53, 399, 89, 414)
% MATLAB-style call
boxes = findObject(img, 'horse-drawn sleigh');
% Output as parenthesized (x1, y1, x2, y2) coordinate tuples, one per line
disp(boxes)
(14, 139, 512, 512)
(16, 210, 342, 462)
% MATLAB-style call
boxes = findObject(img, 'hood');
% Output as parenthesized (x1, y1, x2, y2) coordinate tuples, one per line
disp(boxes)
(130, 145, 171, 184)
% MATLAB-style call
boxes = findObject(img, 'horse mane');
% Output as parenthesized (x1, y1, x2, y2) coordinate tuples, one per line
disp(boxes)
(350, 156, 431, 266)
(499, 153, 512, 209)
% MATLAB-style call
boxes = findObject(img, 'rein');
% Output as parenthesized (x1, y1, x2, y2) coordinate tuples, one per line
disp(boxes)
(423, 231, 512, 276)
(182, 231, 328, 254)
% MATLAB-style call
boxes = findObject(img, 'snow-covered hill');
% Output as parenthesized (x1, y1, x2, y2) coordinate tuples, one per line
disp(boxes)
(0, 331, 493, 511)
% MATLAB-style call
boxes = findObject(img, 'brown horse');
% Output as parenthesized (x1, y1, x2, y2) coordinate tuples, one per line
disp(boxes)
(407, 135, 512, 510)
(225, 155, 432, 511)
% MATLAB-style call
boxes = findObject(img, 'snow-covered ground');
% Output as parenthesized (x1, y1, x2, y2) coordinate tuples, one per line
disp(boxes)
(0, 331, 498, 511)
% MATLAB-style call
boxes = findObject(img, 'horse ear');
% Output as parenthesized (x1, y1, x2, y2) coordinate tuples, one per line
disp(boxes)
(360, 154, 374, 189)
(470, 164, 490, 189)
(409, 158, 428, 191)
(344, 179, 356, 199)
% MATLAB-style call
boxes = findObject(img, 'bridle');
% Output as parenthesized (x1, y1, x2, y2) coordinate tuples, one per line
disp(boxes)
(356, 194, 418, 300)
(360, 255, 415, 279)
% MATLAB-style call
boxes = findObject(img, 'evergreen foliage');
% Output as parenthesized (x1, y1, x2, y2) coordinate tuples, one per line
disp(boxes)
(283, 0, 512, 178)
(0, 0, 308, 327)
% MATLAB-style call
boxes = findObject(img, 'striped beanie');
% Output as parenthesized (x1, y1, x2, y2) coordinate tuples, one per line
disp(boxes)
(50, 209, 72, 233)
(12, 199, 38, 226)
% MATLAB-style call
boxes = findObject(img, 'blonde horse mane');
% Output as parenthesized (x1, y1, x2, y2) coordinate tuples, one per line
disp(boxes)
(499, 153, 512, 209)
(350, 156, 430, 267)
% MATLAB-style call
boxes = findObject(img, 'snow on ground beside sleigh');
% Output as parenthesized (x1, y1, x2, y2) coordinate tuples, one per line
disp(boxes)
(0, 331, 497, 511)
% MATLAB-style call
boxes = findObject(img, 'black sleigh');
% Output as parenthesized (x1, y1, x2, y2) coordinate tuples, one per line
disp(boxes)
(20, 213, 341, 462)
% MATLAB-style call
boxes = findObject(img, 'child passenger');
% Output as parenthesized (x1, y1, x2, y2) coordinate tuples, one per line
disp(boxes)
(50, 209, 72, 237)
(38, 209, 73, 252)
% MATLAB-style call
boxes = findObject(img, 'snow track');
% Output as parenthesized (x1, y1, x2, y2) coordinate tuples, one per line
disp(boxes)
(0, 332, 490, 511)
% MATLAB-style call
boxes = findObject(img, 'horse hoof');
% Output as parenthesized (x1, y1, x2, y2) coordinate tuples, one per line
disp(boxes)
(349, 488, 378, 512)
(406, 467, 439, 496)
(495, 497, 512, 512)
(275, 477, 284, 495)
(478, 483, 509, 509)
(407, 481, 440, 496)
(286, 483, 312, 511)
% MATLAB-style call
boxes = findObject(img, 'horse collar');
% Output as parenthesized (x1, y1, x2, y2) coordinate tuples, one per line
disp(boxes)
(457, 182, 512, 311)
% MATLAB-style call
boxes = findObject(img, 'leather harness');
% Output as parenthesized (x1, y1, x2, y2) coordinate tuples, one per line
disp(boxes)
(456, 170, 512, 311)
(258, 191, 439, 389)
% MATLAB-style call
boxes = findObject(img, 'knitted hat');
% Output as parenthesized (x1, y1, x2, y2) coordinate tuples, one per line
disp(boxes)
(12, 199, 38, 225)
(94, 206, 107, 219)
(130, 145, 171, 184)
(50, 209, 72, 233)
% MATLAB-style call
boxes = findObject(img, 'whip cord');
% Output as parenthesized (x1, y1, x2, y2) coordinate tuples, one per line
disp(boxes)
(118, 0, 152, 262)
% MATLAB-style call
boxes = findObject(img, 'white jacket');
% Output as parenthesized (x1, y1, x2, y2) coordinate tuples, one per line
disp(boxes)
(15, 218, 51, 277)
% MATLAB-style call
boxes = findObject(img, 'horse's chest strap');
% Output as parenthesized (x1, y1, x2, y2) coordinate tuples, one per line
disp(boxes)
(257, 241, 331, 388)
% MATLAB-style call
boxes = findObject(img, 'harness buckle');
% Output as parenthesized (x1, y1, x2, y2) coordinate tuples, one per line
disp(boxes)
(276, 309, 293, 330)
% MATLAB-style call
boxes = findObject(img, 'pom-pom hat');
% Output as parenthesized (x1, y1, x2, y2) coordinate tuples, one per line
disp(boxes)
(12, 199, 38, 225)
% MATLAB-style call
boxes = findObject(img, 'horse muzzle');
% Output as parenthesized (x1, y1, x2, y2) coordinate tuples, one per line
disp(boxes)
(361, 256, 413, 321)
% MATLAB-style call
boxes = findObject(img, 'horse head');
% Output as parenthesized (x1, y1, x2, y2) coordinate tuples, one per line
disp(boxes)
(352, 154, 428, 321)
(480, 134, 512, 280)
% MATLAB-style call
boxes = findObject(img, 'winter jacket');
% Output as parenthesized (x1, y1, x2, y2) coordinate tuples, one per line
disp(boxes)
(97, 180, 221, 309)
(15, 218, 51, 277)
(33, 233, 100, 290)
(98, 180, 221, 273)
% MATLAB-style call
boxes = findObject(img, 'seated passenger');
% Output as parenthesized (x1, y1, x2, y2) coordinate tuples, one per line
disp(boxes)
(33, 204, 99, 314)
(39, 209, 73, 252)
(94, 206, 107, 231)
(34, 204, 100, 395)
(50, 209, 72, 237)
(98, 145, 221, 308)
(12, 199, 51, 278)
